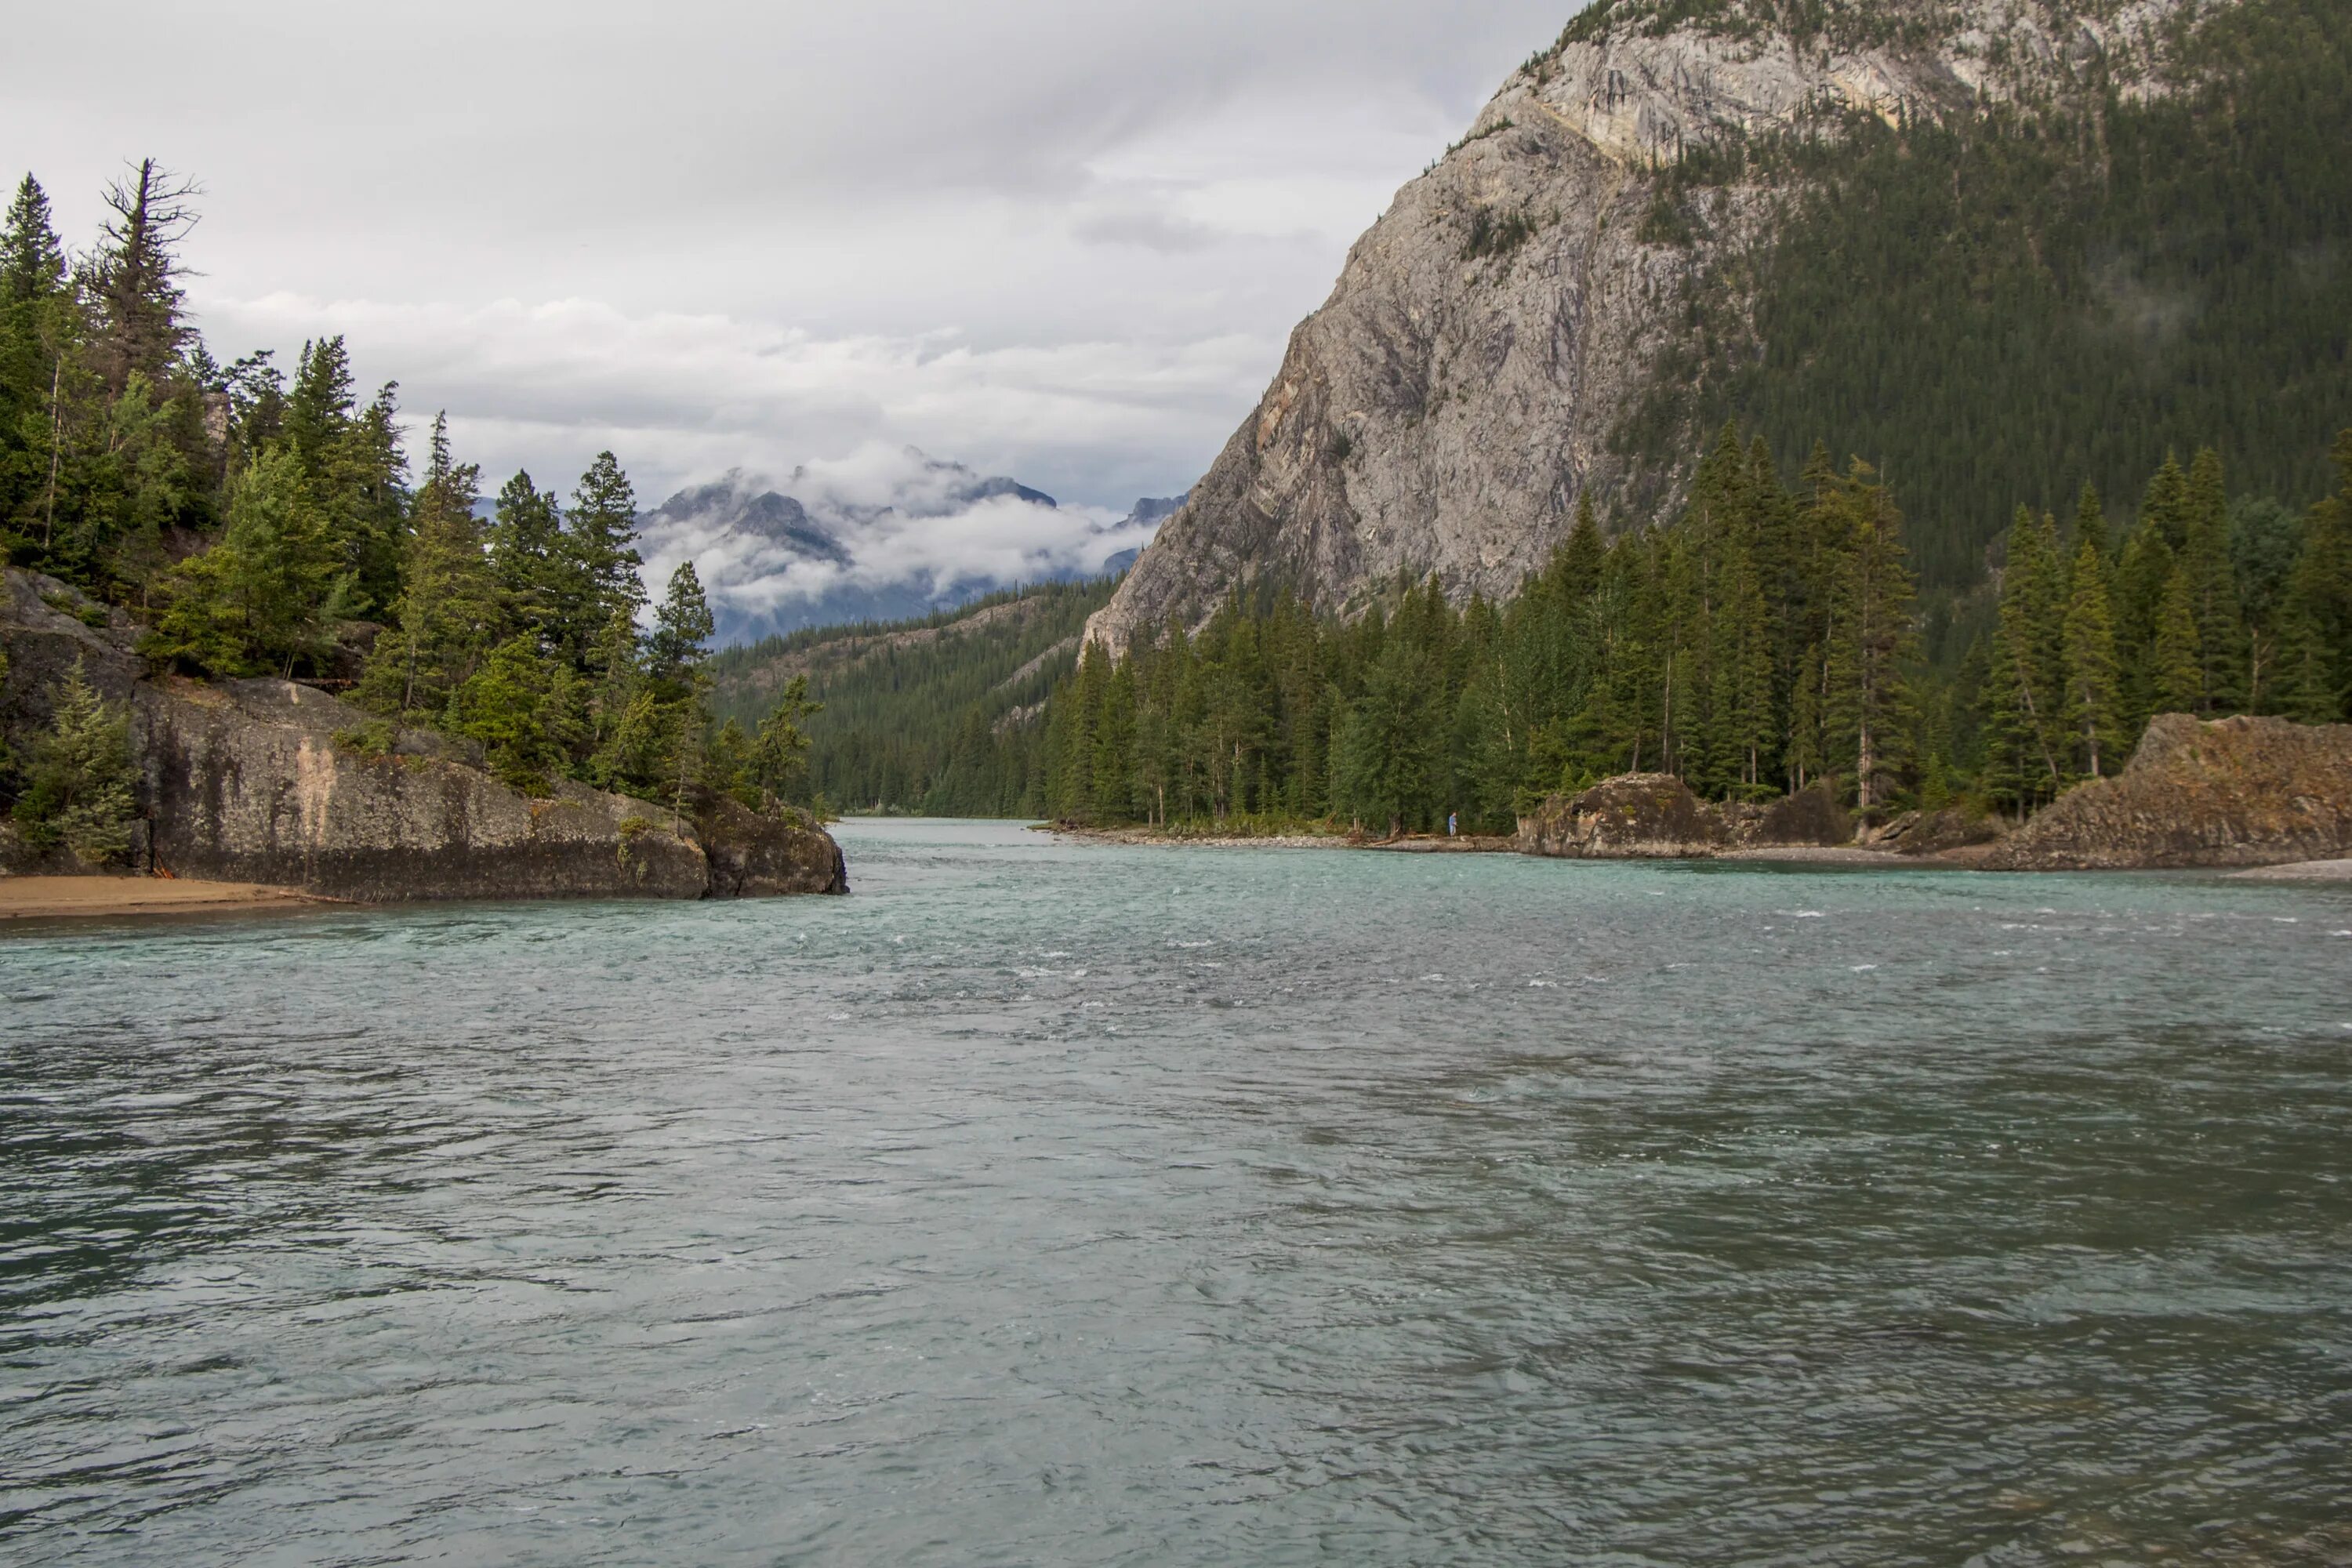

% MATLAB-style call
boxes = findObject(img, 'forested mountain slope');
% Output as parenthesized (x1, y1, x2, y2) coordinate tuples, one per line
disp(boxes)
(1088, 0, 2351, 648)
(708, 578, 1115, 815)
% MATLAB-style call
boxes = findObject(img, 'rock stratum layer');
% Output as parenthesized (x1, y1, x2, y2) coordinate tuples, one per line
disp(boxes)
(2, 570, 846, 902)
(1087, 0, 2205, 650)
(1983, 713, 2352, 869)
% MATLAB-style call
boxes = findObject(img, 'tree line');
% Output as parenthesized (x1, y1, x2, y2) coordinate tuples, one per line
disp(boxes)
(2, 162, 816, 854)
(1040, 426, 2352, 836)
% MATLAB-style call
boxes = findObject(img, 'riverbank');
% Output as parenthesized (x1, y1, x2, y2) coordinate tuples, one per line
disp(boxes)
(0, 875, 321, 921)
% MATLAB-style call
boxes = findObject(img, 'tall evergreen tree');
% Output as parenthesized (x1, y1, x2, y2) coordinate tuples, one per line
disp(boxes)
(1819, 461, 1918, 813)
(563, 452, 645, 658)
(2150, 564, 2206, 716)
(2060, 538, 2122, 778)
(2180, 447, 2244, 711)
(357, 414, 499, 719)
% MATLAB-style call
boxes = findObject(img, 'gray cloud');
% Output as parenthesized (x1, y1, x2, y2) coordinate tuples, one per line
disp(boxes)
(5, 1, 1578, 512)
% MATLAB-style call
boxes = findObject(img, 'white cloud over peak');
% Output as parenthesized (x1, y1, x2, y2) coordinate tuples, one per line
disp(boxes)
(5, 0, 1580, 525)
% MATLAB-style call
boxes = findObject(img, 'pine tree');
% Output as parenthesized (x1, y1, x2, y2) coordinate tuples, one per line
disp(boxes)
(648, 561, 716, 691)
(1, 175, 74, 549)
(2140, 452, 2193, 551)
(11, 658, 137, 862)
(1334, 635, 1439, 837)
(2060, 538, 2122, 778)
(357, 414, 499, 719)
(1984, 506, 2068, 802)
(488, 470, 564, 641)
(1820, 461, 1918, 813)
(2180, 447, 2244, 711)
(1784, 644, 1824, 791)
(0, 174, 67, 303)
(2071, 481, 2110, 561)
(2111, 524, 2176, 738)
(2276, 430, 2352, 721)
(446, 634, 577, 793)
(148, 444, 351, 676)
(2150, 564, 2205, 716)
(563, 452, 645, 658)
(750, 676, 821, 809)
(1555, 488, 1605, 601)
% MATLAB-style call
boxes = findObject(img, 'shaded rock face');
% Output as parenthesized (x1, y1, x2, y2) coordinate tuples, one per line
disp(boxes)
(693, 789, 850, 898)
(1871, 807, 2005, 857)
(1085, 0, 2198, 652)
(4, 568, 848, 902)
(1519, 775, 1860, 858)
(1, 572, 144, 725)
(1984, 713, 2352, 870)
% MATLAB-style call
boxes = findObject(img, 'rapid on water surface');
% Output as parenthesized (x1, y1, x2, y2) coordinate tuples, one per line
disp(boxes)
(3, 820, 2349, 1565)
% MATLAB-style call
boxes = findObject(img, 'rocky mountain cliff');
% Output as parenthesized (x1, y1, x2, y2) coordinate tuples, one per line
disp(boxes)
(1087, 0, 2263, 650)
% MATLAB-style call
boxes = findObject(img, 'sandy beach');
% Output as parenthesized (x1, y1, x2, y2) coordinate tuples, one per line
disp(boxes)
(0, 876, 319, 921)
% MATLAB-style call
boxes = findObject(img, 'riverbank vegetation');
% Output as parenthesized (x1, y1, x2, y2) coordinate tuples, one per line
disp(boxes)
(0, 162, 815, 825)
(1039, 428, 2352, 837)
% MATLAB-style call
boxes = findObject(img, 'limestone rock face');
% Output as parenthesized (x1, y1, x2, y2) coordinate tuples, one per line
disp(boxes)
(1983, 713, 2352, 869)
(140, 677, 713, 901)
(1085, 0, 2200, 652)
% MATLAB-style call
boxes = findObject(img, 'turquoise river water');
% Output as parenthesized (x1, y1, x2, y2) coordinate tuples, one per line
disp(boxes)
(3, 819, 2350, 1565)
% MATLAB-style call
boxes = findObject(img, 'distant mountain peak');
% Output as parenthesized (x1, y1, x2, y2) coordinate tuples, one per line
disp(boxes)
(633, 451, 1167, 647)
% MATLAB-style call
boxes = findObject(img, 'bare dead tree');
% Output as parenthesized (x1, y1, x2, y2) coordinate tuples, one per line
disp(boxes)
(89, 158, 201, 397)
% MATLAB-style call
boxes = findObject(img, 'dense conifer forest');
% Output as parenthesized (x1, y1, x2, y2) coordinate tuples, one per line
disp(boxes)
(0, 164, 815, 833)
(1621, 0, 2352, 592)
(1037, 427, 2352, 835)
(707, 578, 1112, 816)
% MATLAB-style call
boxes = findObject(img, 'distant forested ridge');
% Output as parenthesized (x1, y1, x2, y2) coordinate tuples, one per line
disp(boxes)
(0, 163, 814, 834)
(708, 578, 1114, 817)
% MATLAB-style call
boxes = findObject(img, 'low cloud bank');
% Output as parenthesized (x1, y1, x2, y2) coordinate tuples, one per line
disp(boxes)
(632, 445, 1176, 643)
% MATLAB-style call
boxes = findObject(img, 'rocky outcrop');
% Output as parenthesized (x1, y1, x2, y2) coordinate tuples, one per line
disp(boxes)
(1983, 713, 2352, 869)
(137, 677, 715, 900)
(1519, 773, 1865, 858)
(1522, 774, 1729, 858)
(1869, 807, 2005, 857)
(2, 568, 848, 902)
(693, 788, 848, 897)
(1085, 0, 2202, 652)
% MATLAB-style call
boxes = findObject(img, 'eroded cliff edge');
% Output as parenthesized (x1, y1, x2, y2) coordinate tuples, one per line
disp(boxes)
(2, 569, 846, 902)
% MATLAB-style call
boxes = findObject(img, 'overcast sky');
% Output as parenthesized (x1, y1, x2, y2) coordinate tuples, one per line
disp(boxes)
(7, 1, 1574, 512)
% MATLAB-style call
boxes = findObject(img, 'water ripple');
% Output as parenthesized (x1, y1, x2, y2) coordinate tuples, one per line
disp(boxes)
(2, 821, 2349, 1565)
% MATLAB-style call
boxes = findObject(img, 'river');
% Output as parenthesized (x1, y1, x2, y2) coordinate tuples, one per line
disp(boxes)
(3, 819, 2349, 1564)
